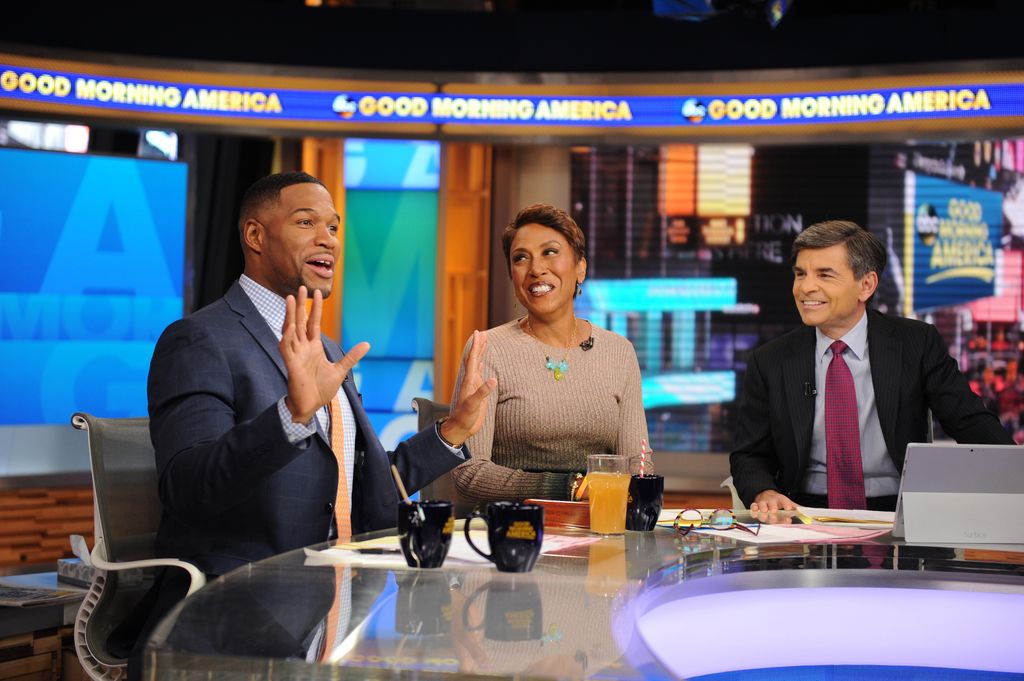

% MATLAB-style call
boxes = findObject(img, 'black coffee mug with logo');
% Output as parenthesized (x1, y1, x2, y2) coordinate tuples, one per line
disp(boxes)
(463, 575, 543, 642)
(394, 571, 452, 636)
(625, 474, 664, 532)
(464, 501, 544, 573)
(397, 500, 454, 568)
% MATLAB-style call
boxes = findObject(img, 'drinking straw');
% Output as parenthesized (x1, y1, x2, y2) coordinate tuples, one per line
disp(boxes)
(574, 475, 589, 501)
(391, 464, 412, 503)
(391, 464, 424, 522)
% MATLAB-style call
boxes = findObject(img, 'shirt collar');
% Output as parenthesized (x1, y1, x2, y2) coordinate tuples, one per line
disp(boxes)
(815, 309, 869, 362)
(239, 274, 287, 341)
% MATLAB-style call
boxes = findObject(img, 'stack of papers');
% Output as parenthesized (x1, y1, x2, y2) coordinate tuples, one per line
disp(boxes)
(0, 573, 86, 607)
(795, 506, 895, 527)
(707, 524, 890, 544)
(654, 508, 891, 544)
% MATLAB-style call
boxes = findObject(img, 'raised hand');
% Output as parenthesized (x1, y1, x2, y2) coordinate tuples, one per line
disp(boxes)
(441, 330, 497, 447)
(280, 286, 370, 423)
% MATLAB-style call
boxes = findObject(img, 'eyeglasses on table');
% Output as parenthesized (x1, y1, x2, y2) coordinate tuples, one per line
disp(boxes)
(672, 508, 760, 536)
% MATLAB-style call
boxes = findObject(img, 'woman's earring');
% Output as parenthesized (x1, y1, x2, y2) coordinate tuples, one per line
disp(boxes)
(575, 281, 583, 298)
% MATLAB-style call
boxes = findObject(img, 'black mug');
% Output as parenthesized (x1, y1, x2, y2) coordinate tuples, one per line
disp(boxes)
(625, 474, 664, 532)
(397, 500, 454, 568)
(394, 571, 452, 637)
(464, 502, 544, 573)
(463, 575, 543, 642)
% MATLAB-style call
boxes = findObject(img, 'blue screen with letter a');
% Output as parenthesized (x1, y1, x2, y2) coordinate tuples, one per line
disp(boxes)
(0, 148, 186, 424)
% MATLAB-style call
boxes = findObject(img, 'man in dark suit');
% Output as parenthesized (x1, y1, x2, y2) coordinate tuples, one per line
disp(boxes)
(730, 220, 1013, 513)
(125, 171, 495, 676)
(149, 171, 493, 571)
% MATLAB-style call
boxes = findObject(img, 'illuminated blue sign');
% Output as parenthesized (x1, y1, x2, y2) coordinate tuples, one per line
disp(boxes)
(642, 372, 736, 408)
(910, 175, 1001, 312)
(577, 278, 737, 314)
(342, 140, 438, 450)
(0, 148, 186, 424)
(344, 139, 440, 190)
(1, 63, 1020, 130)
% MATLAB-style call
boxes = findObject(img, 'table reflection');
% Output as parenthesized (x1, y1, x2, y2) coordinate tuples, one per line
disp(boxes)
(148, 523, 1024, 680)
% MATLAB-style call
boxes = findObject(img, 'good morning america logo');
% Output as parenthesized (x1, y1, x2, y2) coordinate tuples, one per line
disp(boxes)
(680, 88, 992, 125)
(332, 93, 634, 123)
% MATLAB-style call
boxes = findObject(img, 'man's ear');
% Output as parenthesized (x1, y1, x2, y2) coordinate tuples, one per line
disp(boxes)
(858, 271, 879, 302)
(242, 218, 264, 254)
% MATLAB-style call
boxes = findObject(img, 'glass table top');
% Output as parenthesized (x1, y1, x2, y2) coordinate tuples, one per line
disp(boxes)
(145, 516, 1024, 680)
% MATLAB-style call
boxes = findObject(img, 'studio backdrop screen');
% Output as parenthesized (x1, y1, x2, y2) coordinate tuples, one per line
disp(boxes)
(0, 148, 186, 428)
(571, 139, 1023, 455)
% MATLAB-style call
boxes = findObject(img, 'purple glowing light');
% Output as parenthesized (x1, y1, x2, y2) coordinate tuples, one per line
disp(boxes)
(635, 587, 1024, 678)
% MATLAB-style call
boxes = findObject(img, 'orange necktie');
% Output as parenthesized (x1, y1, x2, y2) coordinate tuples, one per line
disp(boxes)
(328, 394, 352, 542)
(319, 566, 346, 662)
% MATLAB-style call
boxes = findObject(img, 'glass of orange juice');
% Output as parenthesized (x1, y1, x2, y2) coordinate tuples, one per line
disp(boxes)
(587, 454, 630, 535)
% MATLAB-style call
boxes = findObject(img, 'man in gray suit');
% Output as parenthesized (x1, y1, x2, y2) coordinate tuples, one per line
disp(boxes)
(730, 220, 1012, 513)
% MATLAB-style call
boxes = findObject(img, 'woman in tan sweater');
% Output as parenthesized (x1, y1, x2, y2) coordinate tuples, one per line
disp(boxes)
(449, 204, 649, 503)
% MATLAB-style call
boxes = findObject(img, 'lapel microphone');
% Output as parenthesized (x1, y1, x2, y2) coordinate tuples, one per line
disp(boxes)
(579, 336, 594, 351)
(803, 382, 817, 397)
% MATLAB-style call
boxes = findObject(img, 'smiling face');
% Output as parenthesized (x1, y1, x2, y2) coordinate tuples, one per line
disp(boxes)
(509, 223, 587, 320)
(792, 243, 878, 339)
(242, 182, 340, 299)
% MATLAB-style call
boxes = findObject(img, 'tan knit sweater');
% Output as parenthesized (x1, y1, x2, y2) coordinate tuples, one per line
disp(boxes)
(449, 319, 649, 502)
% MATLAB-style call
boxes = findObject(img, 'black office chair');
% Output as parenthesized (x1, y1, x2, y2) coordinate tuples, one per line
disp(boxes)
(410, 397, 475, 517)
(71, 412, 205, 681)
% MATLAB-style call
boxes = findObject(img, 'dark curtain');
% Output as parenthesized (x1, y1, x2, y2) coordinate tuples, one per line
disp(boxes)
(188, 134, 275, 311)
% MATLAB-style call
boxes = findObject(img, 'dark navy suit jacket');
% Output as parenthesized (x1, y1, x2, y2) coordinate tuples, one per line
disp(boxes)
(148, 281, 466, 576)
(730, 309, 1014, 507)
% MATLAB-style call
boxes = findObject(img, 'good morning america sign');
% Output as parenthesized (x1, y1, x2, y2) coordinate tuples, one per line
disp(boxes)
(1, 60, 1021, 130)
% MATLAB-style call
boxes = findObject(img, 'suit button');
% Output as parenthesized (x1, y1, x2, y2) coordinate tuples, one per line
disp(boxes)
(325, 502, 334, 513)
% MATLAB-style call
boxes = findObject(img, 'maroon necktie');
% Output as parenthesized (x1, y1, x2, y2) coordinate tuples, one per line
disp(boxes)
(825, 340, 867, 509)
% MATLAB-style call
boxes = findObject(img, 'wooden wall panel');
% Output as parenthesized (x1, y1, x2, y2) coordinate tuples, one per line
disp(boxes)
(0, 488, 93, 569)
(300, 137, 346, 342)
(436, 143, 493, 404)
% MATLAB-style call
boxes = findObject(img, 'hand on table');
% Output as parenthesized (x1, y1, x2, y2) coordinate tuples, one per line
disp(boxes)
(750, 490, 797, 513)
(749, 490, 798, 525)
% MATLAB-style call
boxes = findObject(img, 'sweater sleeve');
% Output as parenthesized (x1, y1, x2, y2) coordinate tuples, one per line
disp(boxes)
(448, 332, 571, 503)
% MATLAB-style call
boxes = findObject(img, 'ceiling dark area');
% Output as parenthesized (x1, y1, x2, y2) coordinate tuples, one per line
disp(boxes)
(2, 0, 1020, 73)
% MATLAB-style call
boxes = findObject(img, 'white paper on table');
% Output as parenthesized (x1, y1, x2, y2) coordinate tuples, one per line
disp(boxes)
(303, 547, 409, 567)
(540, 534, 601, 554)
(444, 531, 497, 564)
(303, 530, 598, 567)
(688, 524, 889, 544)
(795, 506, 895, 527)
(303, 532, 490, 568)
(658, 508, 683, 523)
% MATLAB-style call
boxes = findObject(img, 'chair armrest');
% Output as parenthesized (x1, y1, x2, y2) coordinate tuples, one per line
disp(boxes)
(90, 538, 206, 597)
(720, 475, 746, 512)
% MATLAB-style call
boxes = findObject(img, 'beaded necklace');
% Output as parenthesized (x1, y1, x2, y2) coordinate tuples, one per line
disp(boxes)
(525, 317, 576, 381)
